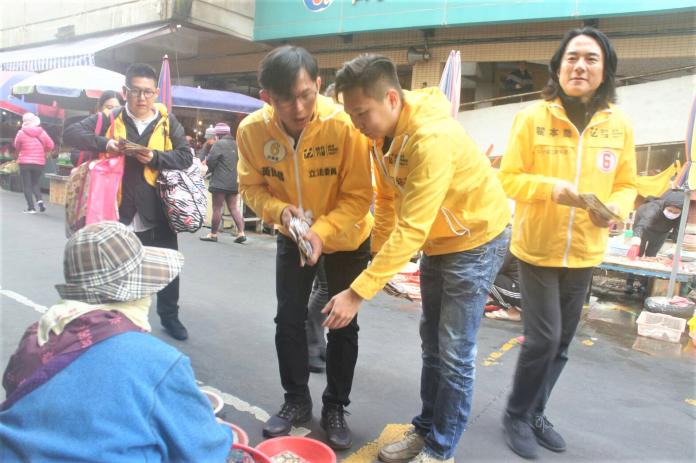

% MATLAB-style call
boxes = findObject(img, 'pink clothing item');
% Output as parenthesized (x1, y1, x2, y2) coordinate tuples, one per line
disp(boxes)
(13, 126, 54, 166)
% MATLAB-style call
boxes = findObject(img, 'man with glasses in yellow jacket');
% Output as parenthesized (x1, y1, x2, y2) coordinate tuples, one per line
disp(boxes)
(330, 55, 511, 463)
(236, 46, 372, 449)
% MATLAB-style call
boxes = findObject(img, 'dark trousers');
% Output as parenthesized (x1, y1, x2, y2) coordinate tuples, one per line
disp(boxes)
(136, 223, 180, 320)
(275, 234, 370, 407)
(506, 261, 593, 420)
(19, 164, 43, 209)
(306, 257, 328, 360)
(490, 273, 521, 309)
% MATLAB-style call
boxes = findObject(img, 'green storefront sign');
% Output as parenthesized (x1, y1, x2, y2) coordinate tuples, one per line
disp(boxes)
(254, 0, 695, 41)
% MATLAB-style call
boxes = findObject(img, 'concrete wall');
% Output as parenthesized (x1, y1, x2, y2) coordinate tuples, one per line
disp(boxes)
(188, 0, 254, 41)
(1, 0, 168, 49)
(0, 0, 254, 49)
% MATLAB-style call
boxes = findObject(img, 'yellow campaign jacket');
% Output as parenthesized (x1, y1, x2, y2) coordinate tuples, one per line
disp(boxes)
(236, 95, 373, 253)
(499, 98, 638, 268)
(351, 88, 510, 300)
(112, 103, 172, 187)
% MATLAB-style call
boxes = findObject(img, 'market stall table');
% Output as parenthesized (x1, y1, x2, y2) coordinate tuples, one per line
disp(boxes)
(599, 254, 696, 283)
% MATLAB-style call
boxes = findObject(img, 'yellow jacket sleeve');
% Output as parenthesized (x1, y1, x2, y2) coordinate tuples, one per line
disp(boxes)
(371, 157, 397, 254)
(311, 129, 372, 246)
(499, 111, 557, 202)
(351, 134, 453, 300)
(607, 123, 638, 218)
(236, 128, 290, 224)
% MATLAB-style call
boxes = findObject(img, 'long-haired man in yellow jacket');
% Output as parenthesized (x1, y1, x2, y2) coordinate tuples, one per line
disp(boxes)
(331, 55, 511, 463)
(236, 46, 373, 449)
(498, 27, 637, 459)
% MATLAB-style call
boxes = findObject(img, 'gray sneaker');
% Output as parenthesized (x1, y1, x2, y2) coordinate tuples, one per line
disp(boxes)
(532, 415, 566, 452)
(408, 450, 453, 463)
(503, 412, 539, 459)
(379, 428, 426, 463)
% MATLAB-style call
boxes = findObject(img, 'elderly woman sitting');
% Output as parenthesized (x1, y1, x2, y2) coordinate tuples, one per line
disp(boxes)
(0, 221, 232, 462)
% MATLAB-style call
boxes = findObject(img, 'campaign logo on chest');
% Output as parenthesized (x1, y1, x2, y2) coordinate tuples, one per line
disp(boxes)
(263, 140, 286, 163)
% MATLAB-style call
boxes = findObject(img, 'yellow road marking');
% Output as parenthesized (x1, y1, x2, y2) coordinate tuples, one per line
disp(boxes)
(686, 399, 696, 407)
(483, 336, 523, 367)
(343, 424, 412, 463)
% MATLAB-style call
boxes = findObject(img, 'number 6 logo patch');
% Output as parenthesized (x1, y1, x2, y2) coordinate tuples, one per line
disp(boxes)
(597, 150, 617, 173)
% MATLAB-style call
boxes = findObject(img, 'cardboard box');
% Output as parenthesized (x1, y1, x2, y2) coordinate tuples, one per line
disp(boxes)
(46, 174, 69, 205)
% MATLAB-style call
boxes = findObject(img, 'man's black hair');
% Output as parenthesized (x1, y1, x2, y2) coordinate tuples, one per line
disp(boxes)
(258, 46, 318, 98)
(335, 54, 403, 100)
(542, 27, 618, 109)
(125, 63, 158, 88)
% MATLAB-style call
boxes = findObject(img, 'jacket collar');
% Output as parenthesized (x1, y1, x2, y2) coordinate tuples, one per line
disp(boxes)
(547, 98, 613, 126)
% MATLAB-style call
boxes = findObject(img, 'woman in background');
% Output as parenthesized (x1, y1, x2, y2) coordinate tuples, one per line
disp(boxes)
(13, 112, 55, 213)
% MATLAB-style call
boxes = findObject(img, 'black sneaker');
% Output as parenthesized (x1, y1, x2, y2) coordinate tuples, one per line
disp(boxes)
(161, 317, 188, 341)
(37, 200, 46, 212)
(503, 412, 539, 459)
(23, 208, 36, 214)
(532, 415, 566, 452)
(321, 404, 352, 450)
(263, 400, 312, 437)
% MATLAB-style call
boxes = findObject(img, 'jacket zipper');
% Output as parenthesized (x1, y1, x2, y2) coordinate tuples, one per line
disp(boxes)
(275, 121, 307, 214)
(372, 136, 409, 194)
(557, 107, 609, 267)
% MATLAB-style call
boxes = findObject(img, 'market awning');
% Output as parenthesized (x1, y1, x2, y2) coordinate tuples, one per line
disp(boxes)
(0, 25, 170, 72)
(172, 85, 264, 114)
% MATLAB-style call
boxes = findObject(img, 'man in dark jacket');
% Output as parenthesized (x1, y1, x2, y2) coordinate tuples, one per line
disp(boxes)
(63, 63, 192, 341)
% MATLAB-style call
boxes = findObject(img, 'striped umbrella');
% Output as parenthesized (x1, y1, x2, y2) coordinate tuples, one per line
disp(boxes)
(1, 71, 64, 121)
(675, 94, 696, 189)
(157, 54, 172, 112)
(438, 50, 461, 118)
(11, 66, 123, 110)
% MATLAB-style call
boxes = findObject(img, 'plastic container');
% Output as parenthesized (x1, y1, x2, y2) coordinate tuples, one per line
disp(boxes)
(636, 311, 686, 343)
(256, 436, 336, 463)
(200, 388, 224, 415)
(217, 419, 249, 446)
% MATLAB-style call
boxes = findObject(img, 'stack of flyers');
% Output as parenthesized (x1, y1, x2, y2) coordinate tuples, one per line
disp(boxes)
(118, 138, 150, 156)
(579, 193, 621, 221)
(288, 216, 313, 265)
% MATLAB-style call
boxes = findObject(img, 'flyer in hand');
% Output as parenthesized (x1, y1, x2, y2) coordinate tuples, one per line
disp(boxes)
(288, 216, 313, 265)
(579, 193, 621, 221)
(118, 138, 150, 156)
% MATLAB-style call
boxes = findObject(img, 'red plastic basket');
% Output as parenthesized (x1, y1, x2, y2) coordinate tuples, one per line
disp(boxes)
(256, 436, 336, 463)
(217, 419, 249, 446)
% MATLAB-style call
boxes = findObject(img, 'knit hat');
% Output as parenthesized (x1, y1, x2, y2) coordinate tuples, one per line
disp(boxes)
(22, 112, 40, 128)
(55, 221, 184, 304)
(204, 127, 217, 140)
(214, 122, 231, 136)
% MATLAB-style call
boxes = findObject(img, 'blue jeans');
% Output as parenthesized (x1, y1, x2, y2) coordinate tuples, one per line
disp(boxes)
(413, 229, 509, 459)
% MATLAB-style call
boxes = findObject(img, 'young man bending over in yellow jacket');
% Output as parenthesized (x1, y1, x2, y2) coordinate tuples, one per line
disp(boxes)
(236, 46, 373, 450)
(328, 55, 511, 463)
